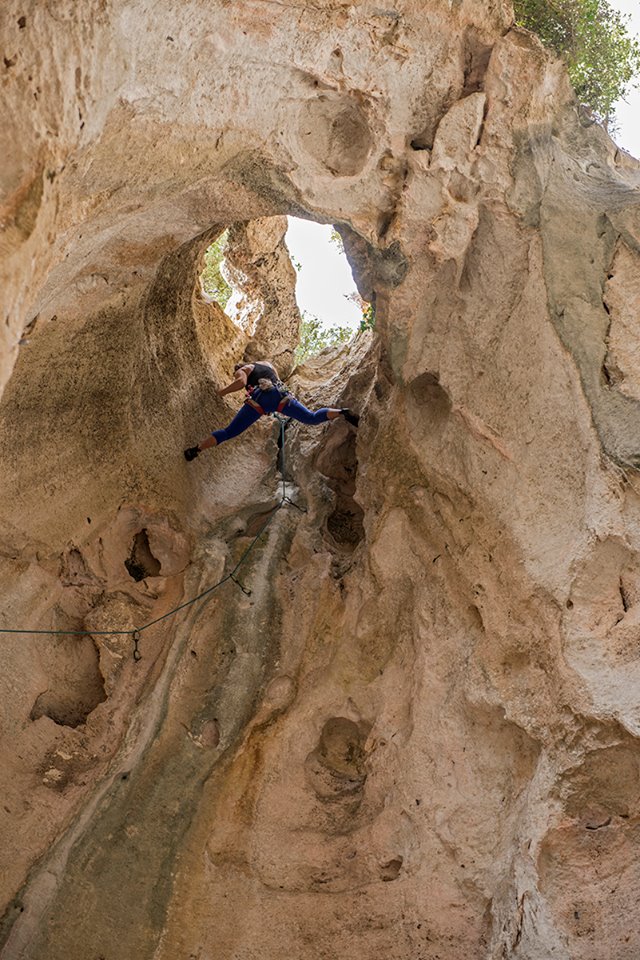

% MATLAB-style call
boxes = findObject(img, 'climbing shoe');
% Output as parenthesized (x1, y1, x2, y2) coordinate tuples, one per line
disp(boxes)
(341, 409, 359, 428)
(184, 445, 200, 461)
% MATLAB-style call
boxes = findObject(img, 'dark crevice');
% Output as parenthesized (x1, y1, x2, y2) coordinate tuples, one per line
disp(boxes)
(585, 815, 612, 831)
(315, 429, 364, 552)
(327, 503, 364, 548)
(125, 528, 161, 581)
(377, 209, 395, 240)
(475, 98, 489, 149)
(619, 578, 630, 613)
(462, 29, 493, 96)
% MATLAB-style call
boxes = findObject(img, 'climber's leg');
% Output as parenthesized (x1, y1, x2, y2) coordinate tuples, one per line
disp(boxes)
(280, 396, 331, 425)
(281, 397, 357, 427)
(212, 403, 262, 445)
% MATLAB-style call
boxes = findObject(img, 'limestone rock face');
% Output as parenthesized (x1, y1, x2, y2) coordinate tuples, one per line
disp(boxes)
(224, 216, 301, 375)
(2, 1, 640, 959)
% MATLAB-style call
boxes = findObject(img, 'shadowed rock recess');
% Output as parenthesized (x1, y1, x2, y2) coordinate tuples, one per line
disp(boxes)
(2, 1, 640, 958)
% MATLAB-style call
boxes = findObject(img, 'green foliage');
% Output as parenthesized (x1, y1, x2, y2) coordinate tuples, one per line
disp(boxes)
(345, 291, 376, 332)
(294, 313, 353, 364)
(200, 230, 232, 308)
(329, 227, 345, 254)
(513, 0, 640, 123)
(359, 300, 376, 332)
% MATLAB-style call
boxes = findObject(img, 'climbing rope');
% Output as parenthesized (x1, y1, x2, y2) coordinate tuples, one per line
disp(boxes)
(0, 417, 302, 662)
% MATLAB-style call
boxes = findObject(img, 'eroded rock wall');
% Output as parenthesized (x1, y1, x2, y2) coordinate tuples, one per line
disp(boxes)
(2, 1, 640, 959)
(224, 216, 301, 375)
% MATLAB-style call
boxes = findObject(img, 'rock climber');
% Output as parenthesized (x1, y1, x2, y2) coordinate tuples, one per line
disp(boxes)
(184, 360, 359, 460)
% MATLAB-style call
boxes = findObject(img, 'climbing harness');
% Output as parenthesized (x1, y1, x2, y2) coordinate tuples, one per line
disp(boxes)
(244, 382, 290, 417)
(0, 417, 303, 662)
(245, 393, 290, 417)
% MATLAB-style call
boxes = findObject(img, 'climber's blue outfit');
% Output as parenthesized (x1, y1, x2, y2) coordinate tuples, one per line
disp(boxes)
(212, 371, 330, 446)
(183, 360, 358, 461)
(212, 391, 330, 445)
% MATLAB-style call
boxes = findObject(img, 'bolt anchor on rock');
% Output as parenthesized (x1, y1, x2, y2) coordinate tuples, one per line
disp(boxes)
(230, 574, 252, 597)
(132, 629, 142, 662)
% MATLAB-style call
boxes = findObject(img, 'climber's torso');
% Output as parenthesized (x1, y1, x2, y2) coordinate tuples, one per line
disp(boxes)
(245, 362, 280, 390)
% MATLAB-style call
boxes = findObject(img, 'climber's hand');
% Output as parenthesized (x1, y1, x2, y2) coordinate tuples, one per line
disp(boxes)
(184, 445, 200, 461)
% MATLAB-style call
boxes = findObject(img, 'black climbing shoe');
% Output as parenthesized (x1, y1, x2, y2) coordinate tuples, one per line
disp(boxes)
(184, 446, 200, 461)
(341, 409, 359, 428)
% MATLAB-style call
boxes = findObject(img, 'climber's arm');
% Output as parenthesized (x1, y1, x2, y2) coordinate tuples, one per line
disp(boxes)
(217, 365, 250, 397)
(184, 365, 253, 459)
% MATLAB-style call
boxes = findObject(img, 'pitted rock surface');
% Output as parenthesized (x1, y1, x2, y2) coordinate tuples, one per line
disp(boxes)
(2, 2, 640, 959)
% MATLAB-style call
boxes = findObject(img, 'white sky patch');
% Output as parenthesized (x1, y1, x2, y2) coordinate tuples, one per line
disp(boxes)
(609, 0, 640, 158)
(285, 217, 361, 331)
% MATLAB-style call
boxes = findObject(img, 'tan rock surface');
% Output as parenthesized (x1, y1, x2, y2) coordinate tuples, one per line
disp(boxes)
(1, 1, 640, 959)
(224, 215, 301, 375)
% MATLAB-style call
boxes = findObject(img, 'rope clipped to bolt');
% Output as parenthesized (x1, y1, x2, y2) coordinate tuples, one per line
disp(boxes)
(0, 418, 303, 661)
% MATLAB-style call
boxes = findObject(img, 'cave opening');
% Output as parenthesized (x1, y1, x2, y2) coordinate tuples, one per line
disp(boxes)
(198, 216, 372, 368)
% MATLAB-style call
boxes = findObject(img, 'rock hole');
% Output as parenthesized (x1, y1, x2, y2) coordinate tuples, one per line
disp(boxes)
(380, 856, 403, 881)
(124, 529, 161, 581)
(327, 503, 364, 549)
(304, 717, 369, 813)
(462, 29, 492, 95)
(17, 16, 26, 28)
(407, 372, 453, 441)
(316, 429, 364, 551)
(30, 636, 107, 728)
(619, 578, 630, 612)
(409, 371, 452, 415)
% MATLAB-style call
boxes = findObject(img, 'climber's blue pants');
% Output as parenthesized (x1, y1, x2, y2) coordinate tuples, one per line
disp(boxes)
(212, 390, 330, 445)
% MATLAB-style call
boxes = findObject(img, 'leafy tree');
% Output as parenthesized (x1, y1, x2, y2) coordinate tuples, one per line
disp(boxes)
(513, 0, 640, 124)
(200, 230, 232, 309)
(294, 313, 353, 364)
